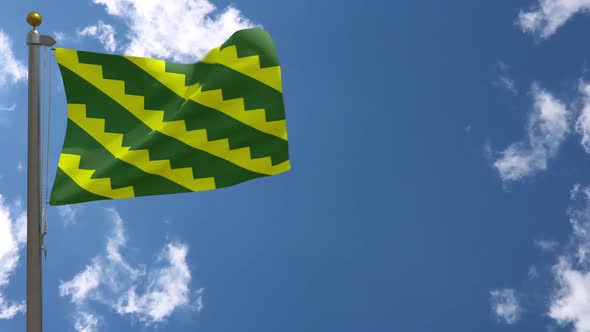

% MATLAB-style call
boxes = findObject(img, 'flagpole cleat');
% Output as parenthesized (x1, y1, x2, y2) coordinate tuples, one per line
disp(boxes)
(40, 221, 47, 260)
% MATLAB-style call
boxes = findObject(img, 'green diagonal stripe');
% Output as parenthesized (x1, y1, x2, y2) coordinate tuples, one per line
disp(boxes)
(164, 62, 285, 122)
(50, 119, 193, 205)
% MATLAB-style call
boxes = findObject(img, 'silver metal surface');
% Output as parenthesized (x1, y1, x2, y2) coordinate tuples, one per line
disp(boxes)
(26, 27, 55, 332)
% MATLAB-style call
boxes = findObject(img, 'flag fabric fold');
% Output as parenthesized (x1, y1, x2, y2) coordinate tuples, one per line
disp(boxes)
(49, 28, 289, 205)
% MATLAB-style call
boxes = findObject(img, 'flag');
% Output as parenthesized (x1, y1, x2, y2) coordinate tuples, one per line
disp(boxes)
(49, 28, 289, 205)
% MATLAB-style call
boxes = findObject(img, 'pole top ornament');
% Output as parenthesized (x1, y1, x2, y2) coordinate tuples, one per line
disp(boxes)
(26, 12, 42, 28)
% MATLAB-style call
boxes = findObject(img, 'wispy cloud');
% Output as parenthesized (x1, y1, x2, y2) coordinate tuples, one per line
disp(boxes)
(0, 195, 26, 319)
(60, 208, 202, 328)
(574, 82, 590, 153)
(535, 239, 559, 251)
(60, 264, 102, 305)
(490, 288, 521, 324)
(0, 104, 16, 112)
(79, 21, 117, 52)
(497, 76, 518, 95)
(493, 84, 569, 182)
(494, 62, 518, 95)
(518, 0, 590, 39)
(0, 30, 26, 86)
(572, 183, 582, 200)
(57, 205, 79, 225)
(74, 311, 99, 332)
(193, 288, 204, 312)
(91, 0, 255, 62)
(53, 31, 66, 44)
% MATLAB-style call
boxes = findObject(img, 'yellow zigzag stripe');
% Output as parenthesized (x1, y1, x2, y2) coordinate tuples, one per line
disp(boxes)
(200, 45, 282, 93)
(56, 49, 290, 176)
(58, 153, 135, 199)
(125, 56, 287, 140)
(67, 104, 217, 192)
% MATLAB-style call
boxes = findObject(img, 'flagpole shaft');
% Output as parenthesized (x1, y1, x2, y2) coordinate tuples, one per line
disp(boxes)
(26, 25, 43, 332)
(25, 12, 55, 332)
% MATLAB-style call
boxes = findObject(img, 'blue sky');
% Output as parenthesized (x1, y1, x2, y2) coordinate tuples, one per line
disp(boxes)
(5, 0, 590, 331)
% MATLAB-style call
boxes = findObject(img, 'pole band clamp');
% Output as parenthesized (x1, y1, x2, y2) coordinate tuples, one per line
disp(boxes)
(27, 30, 56, 46)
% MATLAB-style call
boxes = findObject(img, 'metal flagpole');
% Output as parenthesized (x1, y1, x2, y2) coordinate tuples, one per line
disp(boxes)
(26, 12, 55, 332)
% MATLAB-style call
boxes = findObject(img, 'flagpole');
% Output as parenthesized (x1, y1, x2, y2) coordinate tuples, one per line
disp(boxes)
(26, 12, 55, 332)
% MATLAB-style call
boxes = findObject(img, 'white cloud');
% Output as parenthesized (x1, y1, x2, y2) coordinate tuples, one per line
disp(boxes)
(91, 0, 255, 62)
(529, 265, 540, 279)
(0, 30, 26, 86)
(74, 311, 99, 332)
(60, 208, 201, 328)
(518, 0, 590, 39)
(60, 209, 142, 306)
(569, 210, 590, 266)
(549, 258, 590, 331)
(574, 82, 590, 153)
(0, 199, 22, 287)
(60, 264, 101, 305)
(546, 187, 590, 331)
(114, 243, 192, 323)
(16, 161, 23, 174)
(103, 209, 143, 279)
(79, 21, 118, 52)
(0, 296, 24, 319)
(0, 295, 24, 320)
(57, 205, 78, 225)
(500, 185, 590, 332)
(535, 239, 560, 251)
(493, 84, 569, 182)
(490, 288, 521, 324)
(0, 195, 26, 319)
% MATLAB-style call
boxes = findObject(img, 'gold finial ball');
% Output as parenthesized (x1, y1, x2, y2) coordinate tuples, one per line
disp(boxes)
(26, 12, 42, 27)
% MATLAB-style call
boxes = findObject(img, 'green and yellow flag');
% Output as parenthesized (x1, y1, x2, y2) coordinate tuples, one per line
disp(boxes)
(49, 28, 289, 205)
